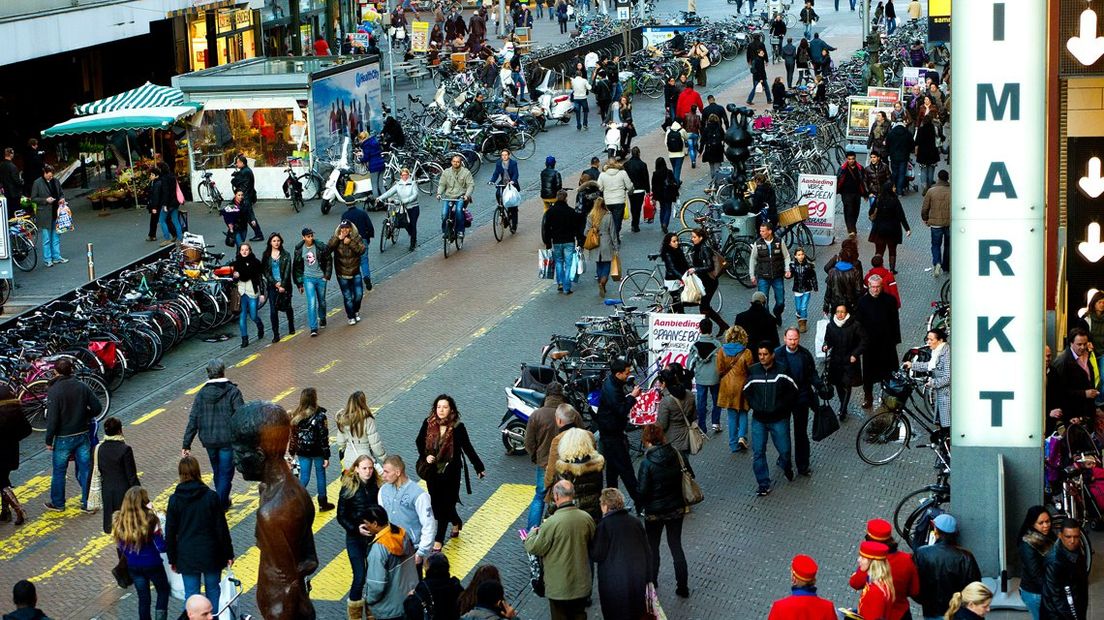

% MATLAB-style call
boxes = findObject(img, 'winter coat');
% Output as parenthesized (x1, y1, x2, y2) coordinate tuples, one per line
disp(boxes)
(914, 539, 982, 618)
(596, 374, 635, 439)
(718, 343, 753, 410)
(657, 389, 695, 453)
(364, 527, 419, 619)
(230, 252, 264, 296)
(97, 437, 139, 534)
(292, 240, 333, 284)
(702, 120, 725, 164)
(1018, 531, 1054, 595)
(921, 181, 951, 227)
(823, 260, 864, 315)
(825, 316, 864, 387)
(660, 243, 690, 281)
(165, 479, 234, 573)
(0, 159, 21, 203)
(884, 124, 914, 163)
(585, 211, 618, 263)
(865, 160, 892, 196)
(636, 443, 685, 519)
(910, 344, 950, 426)
(415, 420, 485, 507)
(327, 229, 366, 278)
(29, 176, 62, 227)
(676, 89, 703, 121)
(915, 121, 940, 166)
(689, 335, 721, 385)
(290, 409, 331, 459)
(523, 395, 565, 467)
(148, 175, 180, 212)
(2, 608, 53, 620)
(775, 345, 823, 406)
(791, 260, 818, 294)
(743, 362, 798, 423)
(542, 200, 581, 247)
(422, 573, 464, 620)
(359, 136, 386, 173)
(865, 266, 901, 308)
(767, 586, 837, 620)
(540, 167, 563, 200)
(1049, 349, 1098, 426)
(623, 156, 649, 194)
(260, 249, 293, 291)
(665, 125, 690, 158)
(1042, 541, 1088, 620)
(337, 478, 379, 536)
(867, 120, 889, 154)
(523, 504, 595, 600)
(597, 166, 634, 205)
(855, 292, 902, 385)
(335, 412, 386, 471)
(869, 194, 910, 246)
(231, 165, 257, 204)
(734, 303, 780, 350)
(651, 169, 679, 205)
(182, 379, 245, 450)
(590, 508, 651, 620)
(0, 397, 32, 473)
(550, 453, 605, 522)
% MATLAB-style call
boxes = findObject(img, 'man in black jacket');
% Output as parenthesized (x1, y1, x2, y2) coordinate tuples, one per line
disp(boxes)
(182, 359, 246, 510)
(884, 122, 914, 196)
(539, 156, 563, 209)
(1042, 519, 1088, 620)
(735, 292, 781, 350)
(596, 358, 642, 505)
(293, 228, 333, 336)
(542, 190, 582, 295)
(701, 95, 728, 130)
(775, 328, 824, 477)
(742, 343, 798, 496)
(0, 147, 21, 204)
(1047, 327, 1098, 435)
(836, 151, 866, 237)
(913, 514, 981, 618)
(44, 359, 103, 512)
(855, 277, 901, 409)
(230, 155, 264, 241)
(623, 147, 650, 232)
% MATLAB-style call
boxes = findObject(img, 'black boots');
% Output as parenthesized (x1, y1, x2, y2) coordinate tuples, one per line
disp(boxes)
(241, 336, 249, 348)
(2, 487, 26, 525)
(256, 320, 265, 340)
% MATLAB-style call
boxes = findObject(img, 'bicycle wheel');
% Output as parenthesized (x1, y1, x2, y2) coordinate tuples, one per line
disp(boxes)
(20, 379, 50, 432)
(416, 161, 444, 195)
(298, 172, 323, 199)
(197, 182, 214, 207)
(619, 271, 663, 308)
(443, 221, 452, 259)
(728, 243, 754, 287)
(892, 488, 935, 547)
(510, 132, 537, 161)
(291, 192, 303, 213)
(642, 75, 662, 99)
(856, 411, 912, 465)
(940, 278, 950, 304)
(11, 234, 36, 271)
(493, 206, 505, 241)
(379, 220, 393, 252)
(793, 223, 815, 259)
(679, 198, 712, 229)
(77, 372, 110, 420)
(0, 279, 9, 306)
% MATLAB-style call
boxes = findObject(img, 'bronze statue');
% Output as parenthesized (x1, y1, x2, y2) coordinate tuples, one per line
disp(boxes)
(724, 104, 754, 183)
(232, 402, 318, 620)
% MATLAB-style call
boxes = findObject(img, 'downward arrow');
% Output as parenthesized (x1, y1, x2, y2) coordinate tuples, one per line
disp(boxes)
(1078, 222, 1104, 263)
(1079, 157, 1104, 198)
(1067, 9, 1104, 66)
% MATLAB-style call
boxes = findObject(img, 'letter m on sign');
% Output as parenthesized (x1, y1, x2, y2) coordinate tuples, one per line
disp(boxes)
(977, 84, 1020, 121)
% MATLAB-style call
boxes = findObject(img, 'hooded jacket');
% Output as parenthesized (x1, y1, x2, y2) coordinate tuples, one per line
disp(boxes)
(823, 260, 864, 316)
(743, 362, 798, 423)
(636, 443, 685, 519)
(364, 525, 419, 619)
(718, 342, 753, 410)
(689, 335, 721, 385)
(597, 165, 634, 205)
(550, 453, 605, 522)
(327, 228, 366, 279)
(165, 479, 234, 573)
(182, 379, 245, 450)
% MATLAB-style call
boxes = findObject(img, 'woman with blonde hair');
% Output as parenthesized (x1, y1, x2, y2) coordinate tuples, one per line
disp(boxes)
(335, 390, 387, 472)
(717, 324, 754, 453)
(944, 582, 993, 619)
(288, 387, 333, 511)
(112, 486, 169, 620)
(585, 197, 618, 298)
(337, 454, 380, 618)
(548, 427, 605, 521)
(855, 541, 895, 620)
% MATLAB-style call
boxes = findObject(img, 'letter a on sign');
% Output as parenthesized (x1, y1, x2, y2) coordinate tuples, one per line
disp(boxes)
(978, 162, 1018, 199)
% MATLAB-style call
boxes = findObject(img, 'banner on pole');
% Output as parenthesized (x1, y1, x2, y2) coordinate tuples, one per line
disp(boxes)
(410, 21, 430, 53)
(797, 174, 837, 246)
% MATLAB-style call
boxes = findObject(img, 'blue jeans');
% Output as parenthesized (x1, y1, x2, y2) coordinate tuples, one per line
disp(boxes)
(238, 294, 260, 338)
(552, 242, 576, 292)
(918, 164, 936, 192)
(1020, 589, 1041, 620)
(359, 253, 372, 281)
(159, 208, 182, 240)
(130, 564, 170, 620)
(751, 417, 792, 489)
(930, 227, 949, 271)
(659, 201, 673, 230)
(42, 228, 61, 263)
(347, 533, 370, 600)
(670, 156, 685, 183)
(887, 17, 897, 35)
(205, 447, 234, 510)
(747, 77, 772, 104)
(50, 434, 91, 508)
(527, 466, 546, 529)
(757, 277, 785, 316)
(297, 456, 328, 499)
(686, 133, 700, 164)
(574, 98, 589, 129)
(890, 159, 909, 195)
(337, 276, 363, 319)
(182, 571, 221, 616)
(608, 203, 625, 239)
(512, 70, 526, 99)
(596, 260, 611, 280)
(804, 23, 813, 40)
(696, 384, 720, 428)
(727, 409, 748, 451)
(441, 198, 465, 235)
(794, 291, 811, 320)
(303, 276, 327, 331)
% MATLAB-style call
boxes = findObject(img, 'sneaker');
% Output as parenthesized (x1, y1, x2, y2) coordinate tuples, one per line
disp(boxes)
(355, 314, 362, 323)
(348, 318, 357, 325)
(80, 506, 97, 514)
(933, 264, 943, 277)
(250, 235, 265, 242)
(711, 424, 722, 434)
(310, 330, 318, 337)
(44, 261, 53, 268)
(738, 437, 749, 451)
(43, 502, 63, 511)
(756, 487, 771, 497)
(565, 290, 573, 295)
(799, 469, 812, 477)
(55, 257, 69, 264)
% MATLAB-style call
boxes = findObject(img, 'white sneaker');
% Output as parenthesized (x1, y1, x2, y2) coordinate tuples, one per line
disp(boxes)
(355, 314, 362, 323)
(348, 318, 357, 326)
(933, 264, 943, 277)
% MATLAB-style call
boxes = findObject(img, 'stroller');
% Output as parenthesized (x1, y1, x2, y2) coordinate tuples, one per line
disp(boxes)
(1045, 421, 1104, 530)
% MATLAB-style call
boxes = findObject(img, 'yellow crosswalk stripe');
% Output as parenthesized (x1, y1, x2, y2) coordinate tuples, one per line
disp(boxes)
(234, 354, 260, 367)
(11, 475, 51, 503)
(311, 484, 533, 601)
(272, 387, 298, 403)
(185, 382, 206, 395)
(131, 408, 167, 426)
(315, 360, 340, 374)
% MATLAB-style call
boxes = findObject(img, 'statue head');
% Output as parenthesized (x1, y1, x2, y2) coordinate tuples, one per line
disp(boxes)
(232, 401, 291, 482)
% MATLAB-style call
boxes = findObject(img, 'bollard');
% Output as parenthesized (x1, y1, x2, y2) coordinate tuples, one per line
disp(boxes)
(87, 243, 95, 281)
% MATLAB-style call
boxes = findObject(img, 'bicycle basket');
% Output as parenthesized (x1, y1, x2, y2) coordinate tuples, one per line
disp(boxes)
(881, 370, 913, 408)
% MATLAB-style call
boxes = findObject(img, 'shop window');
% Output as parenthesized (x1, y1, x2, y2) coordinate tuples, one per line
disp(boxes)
(189, 107, 310, 169)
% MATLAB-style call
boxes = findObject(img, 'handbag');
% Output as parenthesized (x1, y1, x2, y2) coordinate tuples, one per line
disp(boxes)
(678, 398, 708, 455)
(672, 449, 704, 505)
(811, 399, 840, 441)
(217, 569, 239, 620)
(111, 554, 133, 588)
(538, 248, 555, 279)
(681, 272, 704, 304)
(87, 444, 103, 511)
(583, 225, 600, 250)
(276, 289, 292, 311)
(415, 456, 436, 480)
(643, 192, 656, 220)
(610, 252, 622, 281)
(645, 582, 668, 620)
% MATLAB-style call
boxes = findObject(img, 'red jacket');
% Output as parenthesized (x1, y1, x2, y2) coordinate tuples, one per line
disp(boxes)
(768, 587, 837, 620)
(858, 582, 893, 620)
(676, 88, 704, 121)
(864, 267, 901, 308)
(849, 551, 920, 620)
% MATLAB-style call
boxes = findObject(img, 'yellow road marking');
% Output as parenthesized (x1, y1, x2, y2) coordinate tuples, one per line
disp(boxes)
(315, 360, 340, 374)
(11, 475, 51, 503)
(280, 332, 299, 342)
(185, 382, 206, 395)
(272, 387, 298, 403)
(327, 308, 342, 317)
(397, 310, 419, 323)
(234, 354, 260, 368)
(471, 327, 488, 339)
(425, 290, 450, 305)
(131, 408, 166, 426)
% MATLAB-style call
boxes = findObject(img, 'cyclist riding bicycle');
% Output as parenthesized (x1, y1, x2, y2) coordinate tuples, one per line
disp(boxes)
(437, 154, 475, 239)
(490, 149, 520, 233)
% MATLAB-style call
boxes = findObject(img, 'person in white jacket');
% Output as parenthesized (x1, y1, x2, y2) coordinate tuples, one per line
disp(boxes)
(375, 168, 421, 250)
(335, 391, 387, 471)
(597, 160, 634, 240)
(570, 74, 591, 130)
(666, 121, 690, 183)
(378, 455, 438, 569)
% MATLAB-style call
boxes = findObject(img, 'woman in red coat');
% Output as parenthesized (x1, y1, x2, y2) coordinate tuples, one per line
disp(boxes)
(856, 541, 895, 620)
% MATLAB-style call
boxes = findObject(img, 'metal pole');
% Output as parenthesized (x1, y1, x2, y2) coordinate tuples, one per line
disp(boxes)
(385, 0, 397, 112)
(498, 0, 506, 37)
(86, 243, 95, 281)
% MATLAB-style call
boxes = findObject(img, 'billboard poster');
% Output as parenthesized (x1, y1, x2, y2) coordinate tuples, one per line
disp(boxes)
(866, 86, 901, 106)
(310, 61, 383, 164)
(642, 26, 699, 48)
(647, 312, 705, 376)
(410, 21, 430, 53)
(845, 96, 878, 142)
(927, 0, 950, 43)
(902, 66, 925, 90)
(797, 174, 837, 246)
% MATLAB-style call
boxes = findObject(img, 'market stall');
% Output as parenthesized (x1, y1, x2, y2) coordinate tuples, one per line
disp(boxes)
(172, 55, 381, 201)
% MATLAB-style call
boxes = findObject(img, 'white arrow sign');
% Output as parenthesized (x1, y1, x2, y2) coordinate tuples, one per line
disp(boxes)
(1068, 8, 1104, 66)
(1079, 157, 1104, 198)
(1078, 222, 1104, 263)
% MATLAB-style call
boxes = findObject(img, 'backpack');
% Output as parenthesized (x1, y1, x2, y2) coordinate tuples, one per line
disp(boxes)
(666, 129, 684, 152)
(403, 581, 436, 620)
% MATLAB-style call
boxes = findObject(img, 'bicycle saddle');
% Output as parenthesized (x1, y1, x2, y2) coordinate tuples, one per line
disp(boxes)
(648, 253, 661, 260)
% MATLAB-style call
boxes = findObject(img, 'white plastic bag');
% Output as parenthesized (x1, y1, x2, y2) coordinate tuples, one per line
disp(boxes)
(501, 184, 522, 208)
(161, 553, 186, 600)
(681, 272, 704, 304)
(217, 569, 239, 620)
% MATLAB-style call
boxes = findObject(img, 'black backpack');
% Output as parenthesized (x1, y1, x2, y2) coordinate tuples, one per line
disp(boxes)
(403, 581, 436, 620)
(666, 129, 684, 152)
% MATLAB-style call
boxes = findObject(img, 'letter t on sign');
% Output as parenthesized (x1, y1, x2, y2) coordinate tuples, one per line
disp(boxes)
(980, 391, 1014, 427)
(993, 3, 1005, 41)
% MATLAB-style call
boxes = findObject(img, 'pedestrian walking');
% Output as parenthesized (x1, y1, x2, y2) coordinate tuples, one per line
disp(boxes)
(378, 455, 436, 572)
(329, 221, 366, 325)
(293, 227, 331, 337)
(44, 358, 101, 512)
(5, 580, 51, 620)
(767, 555, 836, 619)
(623, 147, 649, 231)
(885, 0, 898, 34)
(416, 395, 486, 549)
(417, 554, 464, 620)
(584, 198, 617, 298)
(1016, 506, 1053, 620)
(823, 305, 864, 420)
(636, 423, 690, 598)
(523, 480, 596, 620)
(112, 487, 170, 620)
(543, 404, 589, 492)
(775, 328, 823, 477)
(689, 319, 722, 432)
(854, 541, 895, 620)
(743, 343, 798, 496)
(790, 248, 818, 333)
(914, 514, 982, 620)
(781, 38, 798, 87)
(0, 148, 22, 206)
(523, 383, 565, 530)
(854, 276, 901, 410)
(590, 488, 651, 620)
(735, 291, 781, 350)
(847, 519, 921, 619)
(800, 1, 819, 40)
(718, 325, 754, 452)
(837, 152, 867, 238)
(96, 417, 139, 534)
(749, 222, 792, 324)
(165, 456, 233, 616)
(865, 254, 901, 308)
(885, 122, 914, 196)
(261, 233, 295, 342)
(339, 202, 375, 291)
(823, 238, 864, 317)
(1041, 518, 1087, 620)
(597, 160, 634, 240)
(665, 122, 689, 183)
(658, 232, 690, 313)
(0, 387, 31, 526)
(570, 72, 591, 131)
(596, 359, 643, 506)
(181, 359, 245, 510)
(1046, 328, 1098, 434)
(30, 165, 69, 268)
(542, 190, 582, 295)
(556, 1, 569, 33)
(230, 155, 263, 241)
(690, 40, 711, 86)
(922, 170, 951, 276)
(547, 427, 605, 522)
(222, 191, 248, 246)
(148, 163, 182, 245)
(334, 391, 387, 474)
(651, 160, 679, 234)
(539, 156, 563, 210)
(869, 182, 911, 272)
(656, 368, 696, 470)
(684, 105, 702, 168)
(376, 168, 420, 251)
(702, 115, 725, 179)
(356, 505, 419, 620)
(865, 151, 892, 206)
(593, 71, 612, 123)
(288, 388, 333, 511)
(688, 228, 730, 331)
(944, 582, 993, 619)
(229, 242, 265, 347)
(769, 14, 787, 61)
(915, 118, 940, 194)
(663, 77, 681, 128)
(339, 454, 380, 620)
(904, 328, 951, 429)
(748, 48, 772, 105)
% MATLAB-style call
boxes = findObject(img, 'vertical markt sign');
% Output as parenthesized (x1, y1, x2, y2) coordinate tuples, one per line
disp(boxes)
(951, 0, 1045, 448)
(928, 0, 950, 42)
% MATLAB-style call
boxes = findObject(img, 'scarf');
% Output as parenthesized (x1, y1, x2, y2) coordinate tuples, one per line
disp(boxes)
(425, 415, 456, 465)
(833, 314, 850, 328)
(1022, 530, 1053, 556)
(928, 341, 946, 367)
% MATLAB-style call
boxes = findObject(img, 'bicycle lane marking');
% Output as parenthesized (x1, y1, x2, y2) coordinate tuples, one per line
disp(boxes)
(131, 407, 166, 426)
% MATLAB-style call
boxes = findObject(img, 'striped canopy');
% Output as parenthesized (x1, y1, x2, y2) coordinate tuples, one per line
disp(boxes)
(75, 82, 190, 116)
(42, 106, 201, 137)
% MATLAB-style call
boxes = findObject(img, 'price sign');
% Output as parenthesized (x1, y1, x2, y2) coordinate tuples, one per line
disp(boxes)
(647, 312, 705, 379)
(797, 174, 837, 246)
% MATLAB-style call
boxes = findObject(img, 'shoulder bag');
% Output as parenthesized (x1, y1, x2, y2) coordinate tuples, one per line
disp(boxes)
(583, 223, 600, 250)
(678, 397, 708, 455)
(672, 448, 704, 505)
(87, 444, 103, 511)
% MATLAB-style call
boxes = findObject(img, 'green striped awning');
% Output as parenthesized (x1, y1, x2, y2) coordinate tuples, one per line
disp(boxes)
(42, 106, 201, 137)
(75, 82, 191, 116)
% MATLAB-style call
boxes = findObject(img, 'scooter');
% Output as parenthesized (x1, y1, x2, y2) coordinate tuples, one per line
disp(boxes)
(533, 70, 574, 126)
(500, 363, 602, 455)
(320, 136, 375, 214)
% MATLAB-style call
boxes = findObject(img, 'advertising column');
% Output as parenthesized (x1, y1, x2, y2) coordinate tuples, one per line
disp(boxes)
(950, 0, 1045, 573)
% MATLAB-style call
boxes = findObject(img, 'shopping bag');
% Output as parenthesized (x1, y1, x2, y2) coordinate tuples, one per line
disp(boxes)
(217, 569, 239, 620)
(55, 204, 75, 233)
(175, 181, 185, 206)
(811, 400, 840, 441)
(538, 249, 554, 279)
(572, 248, 585, 281)
(161, 553, 186, 600)
(87, 444, 103, 511)
(643, 192, 656, 220)
(610, 253, 622, 281)
(628, 388, 662, 425)
(645, 582, 668, 620)
(681, 273, 704, 304)
(502, 184, 522, 208)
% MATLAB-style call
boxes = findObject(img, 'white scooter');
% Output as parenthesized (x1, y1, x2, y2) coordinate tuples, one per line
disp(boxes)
(320, 136, 375, 215)
(534, 70, 574, 126)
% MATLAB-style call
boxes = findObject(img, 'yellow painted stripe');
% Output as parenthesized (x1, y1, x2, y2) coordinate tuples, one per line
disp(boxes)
(315, 360, 340, 374)
(311, 550, 354, 600)
(327, 307, 342, 317)
(185, 382, 206, 395)
(272, 387, 298, 403)
(12, 475, 51, 503)
(279, 332, 299, 342)
(396, 310, 419, 323)
(471, 326, 488, 339)
(234, 354, 260, 367)
(131, 407, 166, 426)
(425, 290, 450, 305)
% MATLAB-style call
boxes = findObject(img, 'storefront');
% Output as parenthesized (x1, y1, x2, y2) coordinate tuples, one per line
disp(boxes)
(261, 0, 332, 56)
(166, 1, 262, 73)
(172, 55, 380, 200)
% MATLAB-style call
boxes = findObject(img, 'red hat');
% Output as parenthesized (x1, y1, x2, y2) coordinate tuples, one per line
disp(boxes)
(791, 555, 818, 581)
(859, 541, 889, 560)
(866, 518, 893, 541)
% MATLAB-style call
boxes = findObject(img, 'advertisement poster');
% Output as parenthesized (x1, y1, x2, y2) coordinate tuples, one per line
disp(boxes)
(866, 86, 901, 106)
(927, 0, 950, 42)
(797, 174, 837, 246)
(300, 24, 313, 53)
(647, 312, 705, 376)
(846, 96, 878, 142)
(410, 21, 430, 52)
(310, 61, 383, 165)
(902, 66, 925, 90)
(642, 26, 699, 48)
